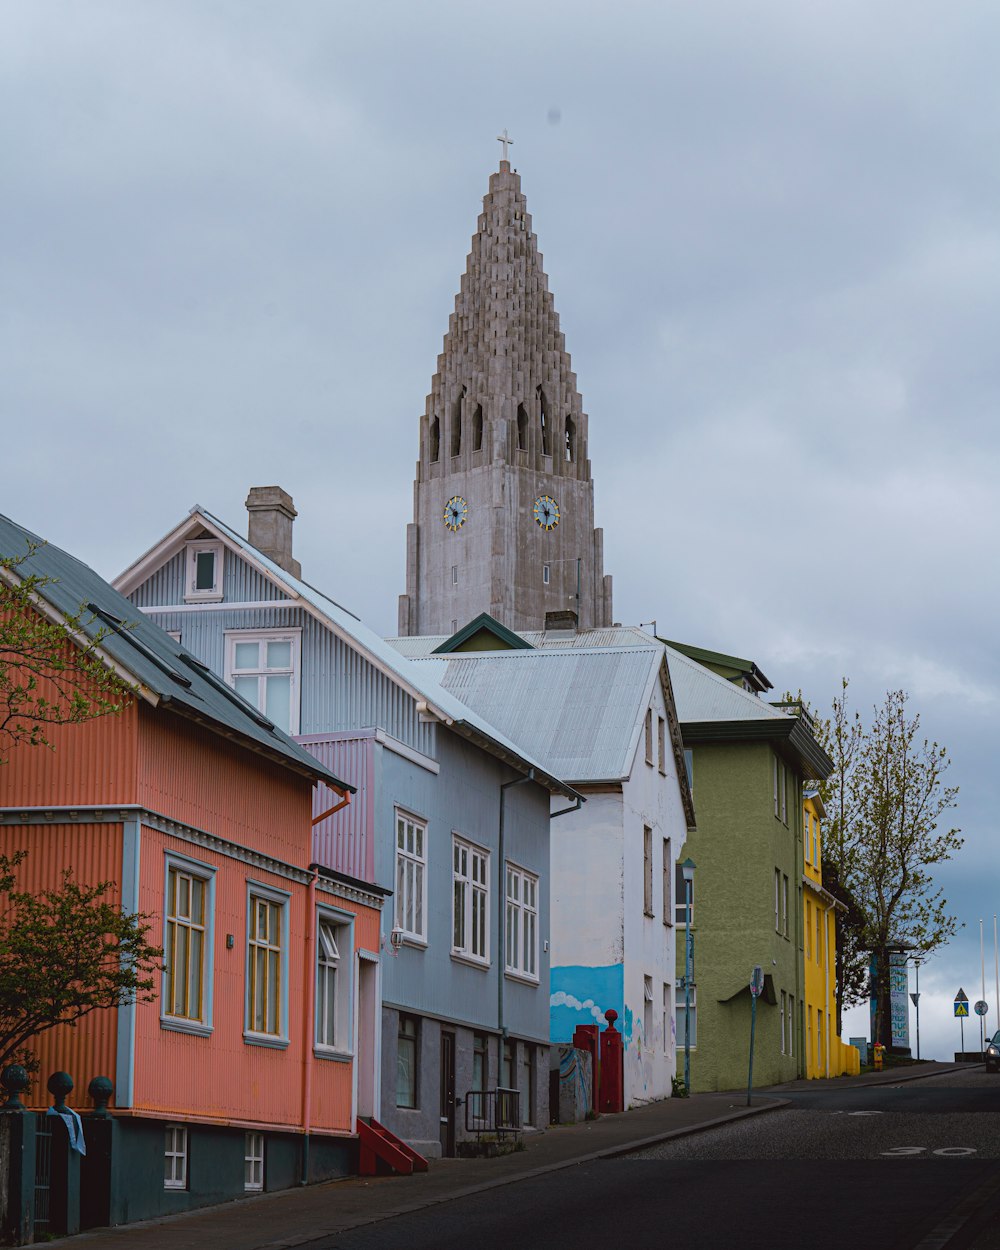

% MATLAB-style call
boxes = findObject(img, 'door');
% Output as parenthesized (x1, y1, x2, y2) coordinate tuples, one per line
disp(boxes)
(439, 1031, 456, 1157)
(356, 953, 379, 1121)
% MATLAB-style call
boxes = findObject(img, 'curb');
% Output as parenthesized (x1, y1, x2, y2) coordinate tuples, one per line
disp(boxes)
(597, 1096, 789, 1159)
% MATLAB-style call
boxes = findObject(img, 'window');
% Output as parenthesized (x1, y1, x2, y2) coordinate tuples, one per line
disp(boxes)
(316, 914, 352, 1053)
(501, 1039, 515, 1089)
(538, 387, 551, 456)
(164, 1125, 188, 1190)
(516, 404, 528, 451)
(542, 563, 550, 585)
(684, 748, 694, 797)
(816, 908, 822, 965)
(805, 899, 811, 959)
(663, 983, 672, 1055)
(167, 630, 182, 644)
(246, 887, 288, 1042)
(643, 975, 653, 1045)
(782, 874, 789, 938)
(473, 1032, 489, 1092)
(788, 996, 795, 1058)
(812, 815, 819, 868)
(472, 404, 484, 452)
(662, 838, 672, 927)
(780, 990, 787, 1054)
(675, 863, 693, 926)
(452, 837, 489, 963)
(657, 716, 666, 774)
(643, 826, 653, 916)
(429, 415, 440, 462)
(395, 812, 427, 941)
(565, 415, 576, 462)
(818, 1008, 824, 1068)
(645, 708, 654, 765)
(774, 869, 781, 934)
(781, 763, 788, 825)
(397, 1015, 418, 1108)
(244, 1131, 264, 1192)
(505, 864, 539, 980)
(676, 980, 697, 1049)
(184, 540, 223, 603)
(224, 630, 301, 734)
(525, 1043, 537, 1125)
(773, 755, 779, 818)
(451, 565, 458, 586)
(163, 858, 214, 1033)
(451, 392, 464, 458)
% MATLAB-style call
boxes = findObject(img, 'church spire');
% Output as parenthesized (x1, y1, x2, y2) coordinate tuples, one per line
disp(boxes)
(398, 156, 613, 637)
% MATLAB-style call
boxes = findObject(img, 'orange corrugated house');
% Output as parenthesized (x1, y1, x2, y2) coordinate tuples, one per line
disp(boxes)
(0, 512, 387, 1226)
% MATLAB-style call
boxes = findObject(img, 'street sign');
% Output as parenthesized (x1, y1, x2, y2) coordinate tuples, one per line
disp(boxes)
(955, 988, 969, 1018)
(975, 1000, 988, 1017)
(750, 965, 764, 998)
(910, 992, 920, 1006)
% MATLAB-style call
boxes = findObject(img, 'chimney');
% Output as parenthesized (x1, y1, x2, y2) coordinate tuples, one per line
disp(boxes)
(544, 609, 578, 633)
(245, 486, 301, 578)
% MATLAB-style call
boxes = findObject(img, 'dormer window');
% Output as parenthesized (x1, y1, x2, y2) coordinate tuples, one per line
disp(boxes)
(184, 541, 223, 603)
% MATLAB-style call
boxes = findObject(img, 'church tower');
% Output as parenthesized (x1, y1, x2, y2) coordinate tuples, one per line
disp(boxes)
(398, 151, 613, 636)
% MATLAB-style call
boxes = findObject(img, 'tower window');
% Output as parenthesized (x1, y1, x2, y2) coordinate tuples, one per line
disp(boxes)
(451, 391, 464, 458)
(429, 416, 440, 463)
(543, 564, 550, 585)
(516, 404, 528, 451)
(538, 387, 550, 456)
(565, 416, 576, 462)
(472, 404, 484, 452)
(451, 565, 458, 586)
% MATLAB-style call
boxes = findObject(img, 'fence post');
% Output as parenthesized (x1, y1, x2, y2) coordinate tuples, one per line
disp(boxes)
(0, 1064, 36, 1246)
(80, 1077, 115, 1231)
(46, 1072, 82, 1237)
(599, 1010, 624, 1113)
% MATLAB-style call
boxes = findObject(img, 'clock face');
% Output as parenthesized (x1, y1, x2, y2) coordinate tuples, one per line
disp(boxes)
(533, 494, 560, 531)
(443, 496, 469, 531)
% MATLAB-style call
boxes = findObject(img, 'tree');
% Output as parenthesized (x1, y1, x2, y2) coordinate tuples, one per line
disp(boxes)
(0, 545, 133, 763)
(817, 682, 962, 1047)
(0, 850, 163, 1072)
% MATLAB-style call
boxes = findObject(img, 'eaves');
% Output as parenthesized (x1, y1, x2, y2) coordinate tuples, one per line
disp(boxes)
(680, 716, 833, 782)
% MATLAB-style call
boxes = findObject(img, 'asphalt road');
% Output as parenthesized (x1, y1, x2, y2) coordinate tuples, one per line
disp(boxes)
(310, 1068, 1000, 1250)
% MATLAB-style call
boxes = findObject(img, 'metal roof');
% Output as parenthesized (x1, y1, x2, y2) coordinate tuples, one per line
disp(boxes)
(409, 647, 663, 783)
(663, 645, 791, 725)
(0, 512, 351, 789)
(189, 509, 579, 800)
(388, 624, 656, 658)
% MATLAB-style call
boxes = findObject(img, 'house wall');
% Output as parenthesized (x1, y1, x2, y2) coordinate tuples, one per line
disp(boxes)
(298, 731, 376, 882)
(676, 740, 805, 1092)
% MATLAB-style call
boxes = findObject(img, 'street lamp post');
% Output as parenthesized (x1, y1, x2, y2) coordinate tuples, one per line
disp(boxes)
(681, 857, 696, 1097)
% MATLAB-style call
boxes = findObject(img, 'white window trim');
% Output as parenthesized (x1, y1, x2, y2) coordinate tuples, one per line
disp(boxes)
(314, 905, 355, 1060)
(675, 979, 697, 1050)
(184, 540, 224, 603)
(394, 809, 428, 944)
(452, 835, 490, 966)
(244, 1130, 264, 1192)
(662, 837, 673, 928)
(224, 628, 302, 734)
(164, 1124, 188, 1190)
(505, 861, 540, 983)
(161, 851, 216, 1038)
(244, 880, 291, 1049)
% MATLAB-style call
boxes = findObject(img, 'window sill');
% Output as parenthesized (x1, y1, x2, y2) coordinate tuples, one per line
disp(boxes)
(504, 968, 540, 987)
(451, 951, 490, 971)
(243, 1032, 290, 1051)
(643, 909, 654, 919)
(160, 1016, 213, 1038)
(314, 1046, 353, 1064)
(183, 592, 223, 604)
(399, 934, 428, 950)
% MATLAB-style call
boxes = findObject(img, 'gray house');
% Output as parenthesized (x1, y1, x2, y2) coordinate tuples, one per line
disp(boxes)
(115, 489, 579, 1158)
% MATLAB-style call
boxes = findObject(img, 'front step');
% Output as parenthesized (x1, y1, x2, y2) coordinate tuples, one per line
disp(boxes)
(357, 1117, 429, 1176)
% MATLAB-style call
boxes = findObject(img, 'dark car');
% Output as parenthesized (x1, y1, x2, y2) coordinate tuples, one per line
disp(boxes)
(986, 1030, 1000, 1073)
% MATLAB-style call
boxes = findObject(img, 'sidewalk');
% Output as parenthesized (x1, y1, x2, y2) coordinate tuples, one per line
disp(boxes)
(60, 1062, 965, 1250)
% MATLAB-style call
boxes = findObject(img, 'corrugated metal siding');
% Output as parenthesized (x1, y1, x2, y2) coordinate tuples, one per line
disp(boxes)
(129, 551, 186, 608)
(299, 733, 375, 880)
(223, 551, 289, 603)
(136, 704, 313, 867)
(0, 701, 139, 808)
(0, 823, 122, 1105)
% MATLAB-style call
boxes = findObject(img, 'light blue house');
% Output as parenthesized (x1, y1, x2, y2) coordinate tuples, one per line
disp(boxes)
(115, 488, 579, 1157)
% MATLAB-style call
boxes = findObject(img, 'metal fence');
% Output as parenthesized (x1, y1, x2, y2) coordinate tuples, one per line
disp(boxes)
(464, 1087, 522, 1141)
(33, 1113, 53, 1235)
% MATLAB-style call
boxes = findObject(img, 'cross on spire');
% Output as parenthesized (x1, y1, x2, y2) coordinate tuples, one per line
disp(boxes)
(496, 129, 513, 162)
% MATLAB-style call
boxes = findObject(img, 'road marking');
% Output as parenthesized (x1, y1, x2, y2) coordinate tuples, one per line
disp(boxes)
(911, 1169, 1000, 1249)
(933, 1147, 976, 1157)
(848, 1110, 883, 1116)
(881, 1146, 978, 1158)
(882, 1146, 926, 1156)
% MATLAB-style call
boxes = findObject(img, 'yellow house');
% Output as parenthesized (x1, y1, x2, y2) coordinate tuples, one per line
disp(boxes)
(802, 791, 861, 1077)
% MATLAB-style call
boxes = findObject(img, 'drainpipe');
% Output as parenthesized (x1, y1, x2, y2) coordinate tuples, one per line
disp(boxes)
(823, 895, 836, 1079)
(499, 771, 535, 1038)
(300, 867, 318, 1185)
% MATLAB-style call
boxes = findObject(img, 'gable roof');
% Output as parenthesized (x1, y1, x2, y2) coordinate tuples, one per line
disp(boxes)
(432, 612, 532, 654)
(0, 513, 351, 790)
(663, 639, 773, 695)
(115, 509, 580, 801)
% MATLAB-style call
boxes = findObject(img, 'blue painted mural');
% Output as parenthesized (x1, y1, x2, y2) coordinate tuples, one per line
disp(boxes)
(550, 964, 624, 1042)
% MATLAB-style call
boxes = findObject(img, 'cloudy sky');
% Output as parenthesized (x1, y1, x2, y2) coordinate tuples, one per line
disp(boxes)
(4, 1, 998, 1060)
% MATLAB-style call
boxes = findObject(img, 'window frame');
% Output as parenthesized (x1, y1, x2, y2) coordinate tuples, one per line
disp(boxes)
(396, 1013, 419, 1109)
(394, 810, 428, 944)
(657, 715, 666, 775)
(505, 861, 540, 983)
(224, 628, 301, 734)
(244, 1130, 265, 1193)
(452, 835, 490, 966)
(675, 979, 697, 1050)
(644, 708, 654, 765)
(675, 863, 694, 927)
(244, 881, 291, 1049)
(774, 868, 782, 934)
(164, 1124, 188, 1191)
(663, 982, 673, 1056)
(314, 905, 355, 1059)
(662, 837, 673, 928)
(184, 540, 223, 603)
(161, 852, 216, 1038)
(643, 825, 654, 917)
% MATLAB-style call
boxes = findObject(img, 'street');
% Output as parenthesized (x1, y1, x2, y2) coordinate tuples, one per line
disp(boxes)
(310, 1068, 1000, 1250)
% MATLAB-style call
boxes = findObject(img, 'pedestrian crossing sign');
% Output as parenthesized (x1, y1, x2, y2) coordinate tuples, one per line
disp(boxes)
(954, 987, 969, 1017)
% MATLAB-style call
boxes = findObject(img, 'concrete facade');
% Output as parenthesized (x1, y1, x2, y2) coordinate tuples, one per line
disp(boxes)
(398, 161, 613, 636)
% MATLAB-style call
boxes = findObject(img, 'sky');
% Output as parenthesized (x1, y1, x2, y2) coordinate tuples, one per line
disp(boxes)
(3, 1, 998, 1062)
